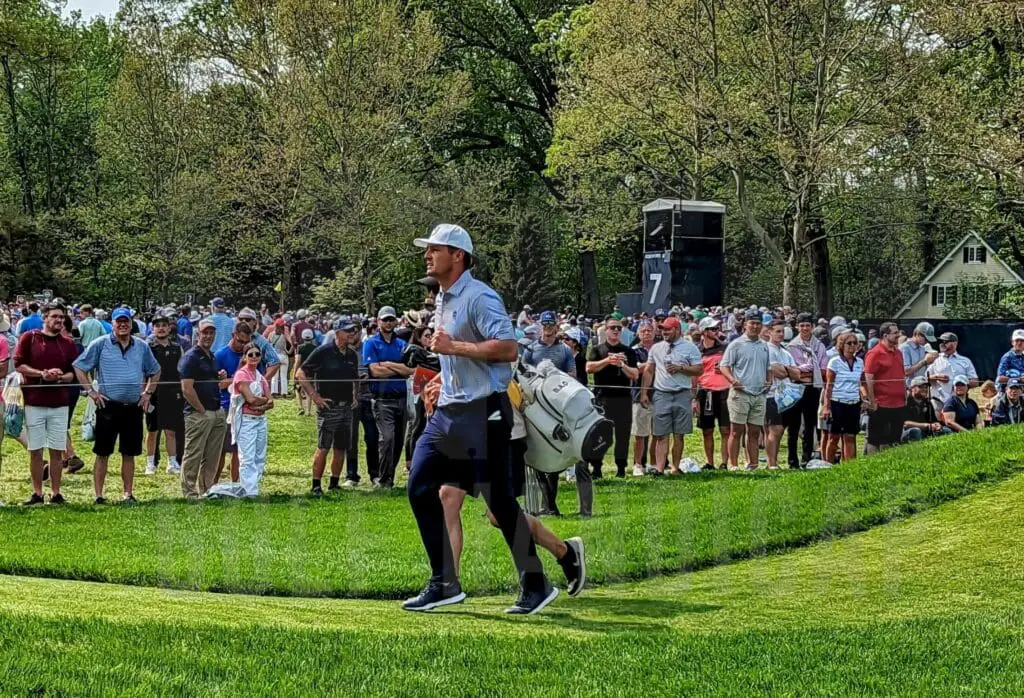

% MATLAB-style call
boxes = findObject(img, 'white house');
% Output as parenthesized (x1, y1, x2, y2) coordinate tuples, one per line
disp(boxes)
(896, 232, 1024, 319)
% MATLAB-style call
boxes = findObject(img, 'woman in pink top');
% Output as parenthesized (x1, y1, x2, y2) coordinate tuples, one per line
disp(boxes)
(232, 343, 274, 496)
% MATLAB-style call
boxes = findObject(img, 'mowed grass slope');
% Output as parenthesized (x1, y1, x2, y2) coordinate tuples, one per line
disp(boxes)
(0, 469, 1022, 696)
(0, 421, 1020, 598)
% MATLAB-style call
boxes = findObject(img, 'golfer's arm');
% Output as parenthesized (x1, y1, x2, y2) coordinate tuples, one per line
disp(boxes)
(450, 338, 518, 364)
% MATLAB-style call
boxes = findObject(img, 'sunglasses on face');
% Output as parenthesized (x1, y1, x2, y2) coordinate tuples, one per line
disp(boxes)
(245, 351, 262, 359)
(606, 326, 622, 331)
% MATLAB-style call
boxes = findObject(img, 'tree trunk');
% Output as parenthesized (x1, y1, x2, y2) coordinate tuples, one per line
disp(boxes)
(781, 255, 800, 308)
(914, 163, 938, 269)
(580, 249, 600, 314)
(280, 250, 290, 311)
(1, 55, 35, 216)
(807, 211, 833, 316)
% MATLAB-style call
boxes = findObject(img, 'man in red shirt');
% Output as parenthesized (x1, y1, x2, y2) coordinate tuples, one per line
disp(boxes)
(864, 321, 907, 453)
(14, 302, 79, 505)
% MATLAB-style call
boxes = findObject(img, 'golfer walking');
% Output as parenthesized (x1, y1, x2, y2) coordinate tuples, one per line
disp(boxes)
(403, 224, 557, 615)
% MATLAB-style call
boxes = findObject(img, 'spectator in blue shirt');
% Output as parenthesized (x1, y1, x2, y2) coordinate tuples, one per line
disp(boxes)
(941, 375, 980, 433)
(177, 306, 194, 341)
(362, 305, 412, 488)
(523, 311, 575, 377)
(73, 307, 160, 504)
(996, 329, 1024, 392)
(17, 302, 42, 335)
(209, 297, 235, 353)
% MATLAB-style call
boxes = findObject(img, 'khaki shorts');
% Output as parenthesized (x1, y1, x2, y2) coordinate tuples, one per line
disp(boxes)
(727, 389, 766, 426)
(631, 402, 652, 437)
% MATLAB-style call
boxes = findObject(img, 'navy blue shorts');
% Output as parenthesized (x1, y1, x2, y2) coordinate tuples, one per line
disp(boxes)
(412, 394, 514, 499)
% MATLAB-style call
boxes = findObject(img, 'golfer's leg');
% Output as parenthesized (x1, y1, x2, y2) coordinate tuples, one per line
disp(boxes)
(407, 421, 457, 583)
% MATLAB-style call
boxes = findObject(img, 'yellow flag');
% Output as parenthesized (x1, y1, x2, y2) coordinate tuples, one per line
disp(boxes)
(274, 281, 282, 293)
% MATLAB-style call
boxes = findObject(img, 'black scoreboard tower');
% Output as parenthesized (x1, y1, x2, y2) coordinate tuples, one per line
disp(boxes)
(641, 198, 725, 312)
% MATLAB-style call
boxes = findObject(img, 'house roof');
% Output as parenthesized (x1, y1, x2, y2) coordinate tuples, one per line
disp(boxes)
(642, 198, 726, 214)
(896, 232, 1024, 317)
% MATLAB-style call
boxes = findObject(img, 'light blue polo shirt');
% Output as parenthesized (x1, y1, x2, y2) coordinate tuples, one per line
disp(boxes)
(436, 271, 515, 407)
(74, 335, 160, 403)
(209, 311, 236, 353)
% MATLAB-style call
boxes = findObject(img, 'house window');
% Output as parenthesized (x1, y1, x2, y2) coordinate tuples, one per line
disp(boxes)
(931, 284, 957, 307)
(963, 245, 987, 264)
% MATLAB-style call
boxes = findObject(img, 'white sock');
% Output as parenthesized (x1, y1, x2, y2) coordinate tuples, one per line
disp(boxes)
(168, 456, 179, 469)
(146, 456, 155, 468)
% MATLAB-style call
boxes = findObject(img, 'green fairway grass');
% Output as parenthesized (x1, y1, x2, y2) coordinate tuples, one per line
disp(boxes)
(0, 469, 1022, 695)
(0, 410, 1020, 598)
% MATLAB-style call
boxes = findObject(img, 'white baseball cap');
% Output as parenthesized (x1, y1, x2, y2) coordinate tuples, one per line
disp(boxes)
(1012, 329, 1024, 342)
(413, 224, 473, 255)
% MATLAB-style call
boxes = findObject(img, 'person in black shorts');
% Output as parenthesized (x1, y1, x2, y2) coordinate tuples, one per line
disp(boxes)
(144, 309, 189, 475)
(73, 307, 161, 504)
(695, 318, 731, 470)
(294, 329, 317, 416)
(294, 316, 359, 493)
(584, 317, 639, 478)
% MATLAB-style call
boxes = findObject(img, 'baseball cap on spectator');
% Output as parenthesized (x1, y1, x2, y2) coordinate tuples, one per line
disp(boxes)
(301, 329, 314, 340)
(416, 276, 441, 291)
(1008, 378, 1022, 389)
(653, 308, 668, 320)
(297, 309, 307, 319)
(413, 223, 473, 254)
(761, 313, 773, 324)
(237, 307, 258, 321)
(540, 310, 557, 324)
(198, 317, 215, 330)
(611, 311, 624, 321)
(211, 297, 225, 308)
(564, 328, 583, 344)
(661, 317, 682, 331)
(910, 376, 929, 388)
(953, 374, 969, 386)
(698, 317, 720, 332)
(796, 312, 814, 325)
(913, 322, 937, 342)
(1012, 329, 1024, 342)
(830, 325, 847, 342)
(190, 311, 201, 323)
(378, 306, 397, 321)
(274, 318, 286, 327)
(938, 332, 958, 344)
(524, 324, 540, 337)
(829, 315, 846, 328)
(743, 309, 761, 321)
(111, 307, 132, 321)
(334, 315, 356, 331)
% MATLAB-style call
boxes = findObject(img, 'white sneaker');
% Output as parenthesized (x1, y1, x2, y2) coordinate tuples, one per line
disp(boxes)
(166, 462, 181, 474)
(565, 466, 576, 482)
(632, 465, 645, 477)
(144, 463, 158, 476)
(342, 479, 358, 488)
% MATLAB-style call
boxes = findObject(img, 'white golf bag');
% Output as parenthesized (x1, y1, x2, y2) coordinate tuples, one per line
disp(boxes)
(516, 359, 613, 474)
